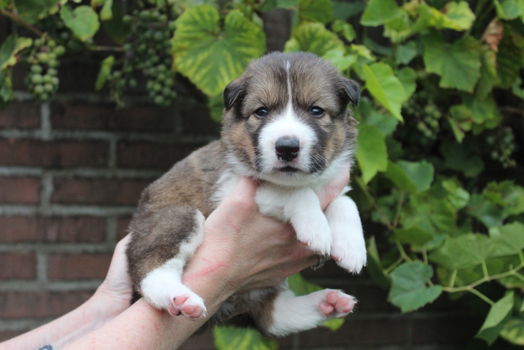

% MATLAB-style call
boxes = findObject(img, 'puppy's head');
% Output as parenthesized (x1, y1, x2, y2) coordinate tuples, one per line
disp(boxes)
(222, 52, 359, 186)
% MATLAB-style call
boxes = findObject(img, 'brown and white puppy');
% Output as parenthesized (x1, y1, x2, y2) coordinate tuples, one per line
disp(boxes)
(127, 52, 366, 336)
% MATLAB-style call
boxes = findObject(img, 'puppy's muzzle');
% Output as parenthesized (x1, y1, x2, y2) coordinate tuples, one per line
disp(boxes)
(275, 136, 300, 162)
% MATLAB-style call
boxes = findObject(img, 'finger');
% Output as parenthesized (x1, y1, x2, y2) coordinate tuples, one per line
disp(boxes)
(318, 165, 350, 209)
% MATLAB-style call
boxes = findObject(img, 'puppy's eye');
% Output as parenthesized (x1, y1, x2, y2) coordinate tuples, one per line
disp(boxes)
(309, 106, 324, 117)
(254, 107, 269, 118)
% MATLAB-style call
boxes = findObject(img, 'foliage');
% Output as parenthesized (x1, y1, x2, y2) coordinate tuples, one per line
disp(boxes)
(1, 0, 524, 348)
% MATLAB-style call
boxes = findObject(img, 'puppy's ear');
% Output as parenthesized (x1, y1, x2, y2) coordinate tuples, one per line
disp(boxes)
(338, 78, 360, 106)
(224, 78, 245, 110)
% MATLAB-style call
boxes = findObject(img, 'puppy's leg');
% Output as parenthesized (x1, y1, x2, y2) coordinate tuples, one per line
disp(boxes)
(127, 206, 207, 318)
(253, 286, 356, 337)
(326, 195, 366, 273)
(256, 186, 332, 255)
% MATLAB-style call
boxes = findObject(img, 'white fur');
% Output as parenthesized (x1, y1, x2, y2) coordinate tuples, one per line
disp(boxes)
(326, 195, 367, 273)
(267, 289, 356, 336)
(140, 210, 207, 316)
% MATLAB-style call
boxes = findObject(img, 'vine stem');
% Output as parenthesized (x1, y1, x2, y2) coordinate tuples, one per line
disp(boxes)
(395, 241, 412, 262)
(443, 262, 524, 294)
(0, 9, 44, 37)
(385, 257, 403, 273)
(468, 288, 495, 306)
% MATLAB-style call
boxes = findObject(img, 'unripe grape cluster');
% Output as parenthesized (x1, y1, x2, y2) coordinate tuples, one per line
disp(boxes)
(109, 7, 176, 106)
(402, 90, 442, 145)
(26, 37, 65, 101)
(486, 127, 517, 168)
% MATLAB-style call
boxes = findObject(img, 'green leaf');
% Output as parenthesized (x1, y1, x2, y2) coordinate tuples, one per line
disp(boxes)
(361, 62, 406, 121)
(394, 225, 435, 247)
(500, 317, 524, 346)
(60, 6, 100, 41)
(367, 236, 390, 289)
(429, 234, 493, 270)
(416, 2, 475, 32)
(388, 262, 442, 313)
(0, 35, 32, 70)
(322, 49, 355, 72)
(494, 0, 524, 20)
(484, 181, 524, 217)
(0, 69, 13, 105)
(100, 0, 113, 21)
(489, 222, 524, 257)
(172, 6, 265, 96)
(441, 179, 470, 209)
(332, 19, 356, 42)
(395, 41, 418, 65)
(298, 0, 333, 23)
(477, 292, 514, 345)
(13, 0, 58, 23)
(356, 124, 388, 184)
(396, 67, 416, 100)
(284, 23, 344, 57)
(440, 141, 484, 177)
(95, 55, 114, 90)
(385, 160, 434, 194)
(102, 0, 131, 44)
(422, 33, 481, 92)
(357, 98, 398, 136)
(497, 25, 524, 88)
(361, 0, 402, 26)
(214, 326, 277, 350)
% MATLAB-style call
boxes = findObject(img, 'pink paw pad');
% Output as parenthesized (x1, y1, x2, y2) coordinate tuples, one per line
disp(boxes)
(319, 291, 356, 317)
(168, 295, 206, 318)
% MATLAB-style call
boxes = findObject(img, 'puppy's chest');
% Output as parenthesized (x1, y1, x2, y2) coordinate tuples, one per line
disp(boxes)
(212, 170, 322, 222)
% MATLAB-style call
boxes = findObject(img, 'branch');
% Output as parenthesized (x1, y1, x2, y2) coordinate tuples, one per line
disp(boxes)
(0, 9, 44, 37)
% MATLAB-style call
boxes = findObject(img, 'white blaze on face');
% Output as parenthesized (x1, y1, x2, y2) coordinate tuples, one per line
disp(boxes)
(258, 61, 317, 174)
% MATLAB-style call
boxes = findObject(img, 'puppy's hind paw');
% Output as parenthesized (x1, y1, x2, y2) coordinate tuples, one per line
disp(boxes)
(168, 291, 207, 318)
(319, 290, 356, 318)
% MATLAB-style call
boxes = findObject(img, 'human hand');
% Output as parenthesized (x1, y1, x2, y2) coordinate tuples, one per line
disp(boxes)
(183, 167, 350, 296)
(88, 235, 133, 320)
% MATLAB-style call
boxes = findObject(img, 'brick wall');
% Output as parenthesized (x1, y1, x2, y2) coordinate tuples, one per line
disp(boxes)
(0, 91, 495, 350)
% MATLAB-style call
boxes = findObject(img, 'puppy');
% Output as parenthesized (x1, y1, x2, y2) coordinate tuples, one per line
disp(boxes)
(127, 52, 366, 336)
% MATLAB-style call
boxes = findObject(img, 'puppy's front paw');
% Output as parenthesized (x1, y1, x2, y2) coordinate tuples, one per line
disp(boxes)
(331, 238, 367, 274)
(167, 291, 207, 318)
(318, 290, 357, 318)
(293, 214, 332, 255)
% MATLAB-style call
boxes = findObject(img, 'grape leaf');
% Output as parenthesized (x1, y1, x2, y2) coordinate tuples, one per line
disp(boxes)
(361, 62, 406, 120)
(477, 292, 514, 345)
(356, 124, 388, 184)
(500, 317, 524, 346)
(214, 326, 277, 350)
(298, 0, 333, 24)
(95, 56, 114, 90)
(60, 6, 100, 41)
(172, 5, 265, 96)
(429, 234, 493, 270)
(422, 32, 481, 92)
(361, 0, 402, 26)
(388, 262, 442, 313)
(13, 0, 58, 23)
(385, 160, 434, 194)
(284, 23, 344, 57)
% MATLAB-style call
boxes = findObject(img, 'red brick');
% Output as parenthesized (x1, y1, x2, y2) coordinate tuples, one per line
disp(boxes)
(117, 141, 202, 169)
(0, 253, 36, 279)
(0, 101, 40, 129)
(0, 216, 106, 243)
(47, 253, 112, 280)
(51, 103, 174, 132)
(0, 290, 92, 318)
(410, 315, 483, 345)
(0, 139, 108, 168)
(298, 317, 410, 347)
(0, 177, 40, 204)
(51, 177, 150, 206)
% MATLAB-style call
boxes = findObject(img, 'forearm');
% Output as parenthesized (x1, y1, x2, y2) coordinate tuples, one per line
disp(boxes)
(62, 272, 234, 350)
(1, 296, 118, 350)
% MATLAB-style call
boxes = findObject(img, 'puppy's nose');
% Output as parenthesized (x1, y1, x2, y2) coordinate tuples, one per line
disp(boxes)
(275, 136, 300, 161)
